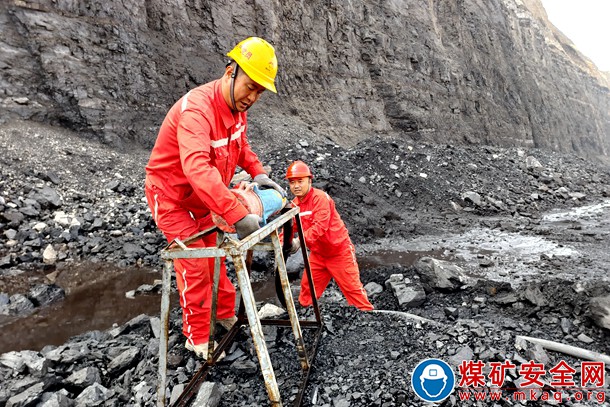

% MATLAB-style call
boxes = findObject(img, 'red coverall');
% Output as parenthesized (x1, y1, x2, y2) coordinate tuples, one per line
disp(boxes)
(294, 188, 373, 310)
(145, 79, 266, 346)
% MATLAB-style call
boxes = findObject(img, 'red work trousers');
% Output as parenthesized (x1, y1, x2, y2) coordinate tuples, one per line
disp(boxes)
(299, 243, 373, 311)
(145, 184, 236, 346)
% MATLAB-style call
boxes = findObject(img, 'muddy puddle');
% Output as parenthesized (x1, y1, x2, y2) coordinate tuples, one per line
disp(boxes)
(362, 200, 610, 285)
(0, 264, 167, 354)
(542, 199, 610, 227)
(357, 248, 449, 269)
(362, 227, 582, 284)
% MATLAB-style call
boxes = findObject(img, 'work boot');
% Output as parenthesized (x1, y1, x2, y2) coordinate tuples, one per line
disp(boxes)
(217, 315, 238, 331)
(185, 340, 225, 361)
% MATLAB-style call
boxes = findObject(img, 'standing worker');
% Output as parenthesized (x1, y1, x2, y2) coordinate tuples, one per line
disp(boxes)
(145, 37, 286, 358)
(286, 160, 373, 311)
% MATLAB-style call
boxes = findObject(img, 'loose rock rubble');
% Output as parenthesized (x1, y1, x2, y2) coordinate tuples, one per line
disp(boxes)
(1, 121, 609, 406)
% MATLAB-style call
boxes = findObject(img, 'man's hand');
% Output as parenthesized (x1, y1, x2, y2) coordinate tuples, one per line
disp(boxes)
(254, 174, 287, 197)
(234, 214, 262, 239)
(289, 237, 300, 255)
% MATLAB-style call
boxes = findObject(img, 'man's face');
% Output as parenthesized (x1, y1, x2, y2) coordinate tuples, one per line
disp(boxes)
(288, 177, 311, 198)
(224, 65, 266, 112)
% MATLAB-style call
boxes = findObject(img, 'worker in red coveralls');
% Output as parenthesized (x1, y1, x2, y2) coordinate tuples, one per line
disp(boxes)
(145, 37, 286, 358)
(286, 161, 373, 311)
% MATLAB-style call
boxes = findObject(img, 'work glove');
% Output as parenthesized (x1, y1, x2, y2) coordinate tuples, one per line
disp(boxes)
(234, 214, 262, 239)
(253, 174, 287, 198)
(289, 237, 300, 255)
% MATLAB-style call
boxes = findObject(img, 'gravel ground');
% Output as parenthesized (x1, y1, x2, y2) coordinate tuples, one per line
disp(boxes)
(0, 120, 609, 406)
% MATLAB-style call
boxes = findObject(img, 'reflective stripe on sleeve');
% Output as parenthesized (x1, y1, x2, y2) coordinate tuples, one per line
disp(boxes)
(210, 126, 244, 148)
(180, 90, 192, 113)
(153, 194, 159, 223)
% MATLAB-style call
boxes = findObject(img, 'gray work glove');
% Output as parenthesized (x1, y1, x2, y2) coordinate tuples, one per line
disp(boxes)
(234, 214, 262, 239)
(289, 237, 300, 255)
(253, 174, 287, 198)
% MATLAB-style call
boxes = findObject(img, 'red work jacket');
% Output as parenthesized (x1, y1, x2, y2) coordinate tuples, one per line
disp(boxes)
(145, 79, 265, 225)
(293, 188, 351, 256)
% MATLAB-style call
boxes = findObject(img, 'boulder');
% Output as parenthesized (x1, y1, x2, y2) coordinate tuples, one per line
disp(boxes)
(589, 295, 610, 330)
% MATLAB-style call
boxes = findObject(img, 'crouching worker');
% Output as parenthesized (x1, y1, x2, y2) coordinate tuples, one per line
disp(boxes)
(285, 161, 373, 311)
(145, 37, 286, 358)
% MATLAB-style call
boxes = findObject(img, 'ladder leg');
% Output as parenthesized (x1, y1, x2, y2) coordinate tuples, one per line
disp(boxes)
(157, 259, 173, 407)
(208, 232, 224, 361)
(270, 230, 310, 371)
(295, 214, 322, 324)
(234, 252, 283, 407)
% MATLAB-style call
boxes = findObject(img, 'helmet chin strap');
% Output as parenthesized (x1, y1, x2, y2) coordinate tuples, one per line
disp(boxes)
(230, 63, 239, 111)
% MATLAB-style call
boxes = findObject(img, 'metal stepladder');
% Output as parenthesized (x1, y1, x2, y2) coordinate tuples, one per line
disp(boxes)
(156, 206, 323, 407)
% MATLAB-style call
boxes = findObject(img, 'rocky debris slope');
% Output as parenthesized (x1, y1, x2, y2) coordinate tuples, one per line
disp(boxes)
(2, 121, 609, 290)
(263, 136, 610, 244)
(0, 121, 161, 277)
(1, 121, 610, 406)
(1, 0, 609, 157)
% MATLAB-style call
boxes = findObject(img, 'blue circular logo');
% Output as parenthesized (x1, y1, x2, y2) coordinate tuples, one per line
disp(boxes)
(411, 359, 456, 402)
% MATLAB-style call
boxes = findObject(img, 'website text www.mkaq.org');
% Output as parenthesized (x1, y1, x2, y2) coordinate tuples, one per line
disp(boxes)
(455, 359, 607, 404)
(456, 388, 607, 404)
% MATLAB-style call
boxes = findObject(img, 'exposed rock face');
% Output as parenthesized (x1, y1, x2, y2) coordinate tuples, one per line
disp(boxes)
(0, 0, 608, 157)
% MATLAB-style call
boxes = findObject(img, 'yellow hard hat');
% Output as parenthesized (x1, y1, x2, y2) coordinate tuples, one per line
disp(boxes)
(227, 37, 278, 93)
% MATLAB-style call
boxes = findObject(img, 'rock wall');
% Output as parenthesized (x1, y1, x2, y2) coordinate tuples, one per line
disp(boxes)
(1, 0, 608, 157)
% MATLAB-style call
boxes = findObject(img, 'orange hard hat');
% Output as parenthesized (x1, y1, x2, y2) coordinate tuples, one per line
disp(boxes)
(285, 160, 313, 179)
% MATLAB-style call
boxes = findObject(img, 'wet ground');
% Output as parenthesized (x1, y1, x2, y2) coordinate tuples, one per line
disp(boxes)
(362, 199, 610, 287)
(2, 200, 607, 356)
(0, 264, 166, 353)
